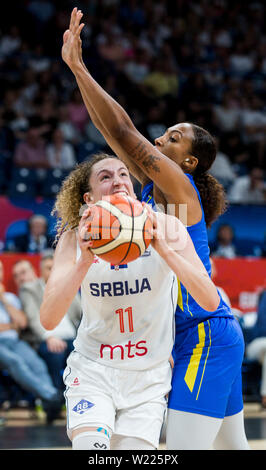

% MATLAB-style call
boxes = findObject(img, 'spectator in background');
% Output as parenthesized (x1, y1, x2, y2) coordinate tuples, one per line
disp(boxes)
(46, 127, 76, 170)
(245, 290, 266, 408)
(0, 25, 21, 59)
(228, 167, 266, 204)
(240, 96, 266, 166)
(67, 88, 89, 134)
(0, 260, 61, 423)
(12, 260, 37, 289)
(13, 126, 50, 169)
(19, 253, 81, 393)
(123, 46, 151, 85)
(212, 91, 241, 134)
(141, 56, 179, 100)
(30, 97, 59, 141)
(218, 130, 251, 177)
(212, 224, 238, 259)
(57, 104, 81, 145)
(27, 44, 52, 74)
(6, 215, 54, 254)
(209, 137, 236, 190)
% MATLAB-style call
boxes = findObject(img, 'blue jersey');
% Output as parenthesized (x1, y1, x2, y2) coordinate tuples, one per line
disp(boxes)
(141, 176, 233, 334)
(141, 177, 244, 419)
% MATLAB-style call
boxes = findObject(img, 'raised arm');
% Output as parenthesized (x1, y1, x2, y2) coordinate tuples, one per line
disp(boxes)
(63, 12, 148, 186)
(62, 8, 196, 209)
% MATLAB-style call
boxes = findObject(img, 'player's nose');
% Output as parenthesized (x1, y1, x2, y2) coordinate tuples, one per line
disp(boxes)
(154, 136, 164, 147)
(113, 175, 125, 188)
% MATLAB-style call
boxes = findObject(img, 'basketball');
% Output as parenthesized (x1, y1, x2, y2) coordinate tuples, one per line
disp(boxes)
(84, 194, 152, 265)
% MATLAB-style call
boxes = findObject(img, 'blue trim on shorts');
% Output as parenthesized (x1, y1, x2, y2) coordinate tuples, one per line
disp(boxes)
(168, 317, 245, 419)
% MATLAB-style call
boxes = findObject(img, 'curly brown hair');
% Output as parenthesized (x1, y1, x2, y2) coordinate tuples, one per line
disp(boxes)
(190, 124, 227, 227)
(52, 153, 118, 242)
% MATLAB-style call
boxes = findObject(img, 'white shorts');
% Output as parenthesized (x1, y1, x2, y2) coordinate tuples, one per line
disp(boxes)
(63, 350, 172, 448)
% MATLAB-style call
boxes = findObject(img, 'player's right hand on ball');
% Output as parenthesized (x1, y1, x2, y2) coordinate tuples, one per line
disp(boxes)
(142, 203, 169, 257)
(77, 207, 95, 264)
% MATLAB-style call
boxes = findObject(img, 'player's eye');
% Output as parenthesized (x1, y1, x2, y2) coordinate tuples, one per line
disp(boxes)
(169, 136, 177, 143)
(101, 174, 110, 180)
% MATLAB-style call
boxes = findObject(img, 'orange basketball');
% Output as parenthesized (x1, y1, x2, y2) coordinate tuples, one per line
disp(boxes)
(85, 194, 152, 265)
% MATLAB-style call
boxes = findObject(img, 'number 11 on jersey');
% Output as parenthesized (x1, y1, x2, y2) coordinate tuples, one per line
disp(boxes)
(115, 307, 134, 333)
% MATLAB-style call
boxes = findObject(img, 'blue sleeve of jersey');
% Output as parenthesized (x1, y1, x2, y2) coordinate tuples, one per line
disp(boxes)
(141, 181, 154, 203)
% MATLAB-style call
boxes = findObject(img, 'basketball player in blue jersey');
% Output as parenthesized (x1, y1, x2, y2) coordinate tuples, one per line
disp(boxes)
(40, 153, 223, 450)
(60, 8, 249, 449)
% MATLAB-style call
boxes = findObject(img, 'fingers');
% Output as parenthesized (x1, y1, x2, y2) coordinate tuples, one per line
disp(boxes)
(74, 11, 83, 35)
(76, 22, 85, 39)
(70, 7, 83, 35)
(69, 7, 76, 30)
(142, 202, 158, 228)
(78, 224, 93, 245)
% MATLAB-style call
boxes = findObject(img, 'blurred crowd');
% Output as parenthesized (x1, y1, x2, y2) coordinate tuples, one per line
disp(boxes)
(0, 0, 265, 204)
(0, 252, 81, 424)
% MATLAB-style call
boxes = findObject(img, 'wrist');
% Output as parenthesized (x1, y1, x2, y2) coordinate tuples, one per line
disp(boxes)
(159, 244, 172, 259)
(72, 61, 88, 77)
(77, 254, 93, 270)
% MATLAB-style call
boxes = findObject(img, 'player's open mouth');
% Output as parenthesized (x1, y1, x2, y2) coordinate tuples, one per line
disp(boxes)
(113, 191, 129, 196)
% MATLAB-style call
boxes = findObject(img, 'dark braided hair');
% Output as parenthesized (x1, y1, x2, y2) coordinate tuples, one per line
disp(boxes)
(190, 124, 227, 227)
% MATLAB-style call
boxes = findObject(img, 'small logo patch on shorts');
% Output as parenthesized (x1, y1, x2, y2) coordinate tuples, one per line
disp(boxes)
(72, 399, 94, 414)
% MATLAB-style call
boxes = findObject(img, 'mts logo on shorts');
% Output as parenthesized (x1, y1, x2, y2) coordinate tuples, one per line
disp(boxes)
(73, 399, 94, 415)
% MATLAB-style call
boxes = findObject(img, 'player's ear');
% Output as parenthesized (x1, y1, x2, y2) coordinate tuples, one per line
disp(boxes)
(181, 156, 198, 173)
(83, 192, 93, 204)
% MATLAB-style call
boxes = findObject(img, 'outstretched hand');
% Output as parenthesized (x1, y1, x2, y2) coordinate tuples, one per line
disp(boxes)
(62, 7, 85, 70)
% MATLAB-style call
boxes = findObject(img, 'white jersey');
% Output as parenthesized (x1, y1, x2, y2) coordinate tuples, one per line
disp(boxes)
(74, 244, 178, 371)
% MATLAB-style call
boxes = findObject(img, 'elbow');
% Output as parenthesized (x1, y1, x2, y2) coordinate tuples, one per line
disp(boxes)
(204, 293, 220, 312)
(40, 319, 56, 331)
(110, 119, 134, 142)
(40, 316, 55, 331)
(41, 320, 54, 331)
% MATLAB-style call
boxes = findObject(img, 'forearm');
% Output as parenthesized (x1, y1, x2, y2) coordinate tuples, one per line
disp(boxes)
(0, 322, 17, 332)
(162, 247, 220, 312)
(73, 62, 106, 133)
(40, 257, 90, 330)
(0, 299, 27, 329)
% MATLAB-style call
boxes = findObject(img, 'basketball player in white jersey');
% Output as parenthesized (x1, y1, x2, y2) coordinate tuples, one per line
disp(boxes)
(40, 153, 220, 450)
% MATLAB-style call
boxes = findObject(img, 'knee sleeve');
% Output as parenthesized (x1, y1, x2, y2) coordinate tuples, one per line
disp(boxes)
(72, 429, 110, 450)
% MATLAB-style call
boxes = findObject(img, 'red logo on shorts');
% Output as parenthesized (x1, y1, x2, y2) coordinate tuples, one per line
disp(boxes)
(71, 377, 80, 386)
